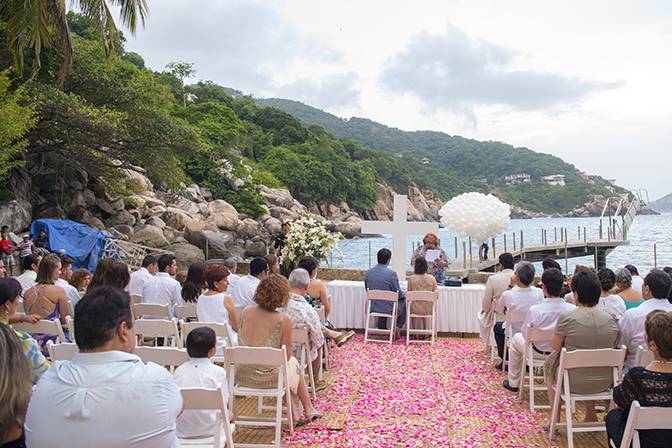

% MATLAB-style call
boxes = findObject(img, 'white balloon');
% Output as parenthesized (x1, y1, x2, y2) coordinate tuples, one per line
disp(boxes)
(439, 192, 511, 243)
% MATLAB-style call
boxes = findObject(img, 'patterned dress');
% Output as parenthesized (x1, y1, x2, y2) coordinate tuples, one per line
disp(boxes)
(2, 320, 50, 384)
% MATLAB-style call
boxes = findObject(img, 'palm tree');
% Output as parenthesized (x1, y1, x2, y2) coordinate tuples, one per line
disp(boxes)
(0, 0, 148, 86)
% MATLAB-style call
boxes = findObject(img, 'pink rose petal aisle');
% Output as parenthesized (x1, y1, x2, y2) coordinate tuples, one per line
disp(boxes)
(281, 335, 607, 447)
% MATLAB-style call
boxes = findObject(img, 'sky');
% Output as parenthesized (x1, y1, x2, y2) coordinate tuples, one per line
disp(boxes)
(118, 0, 672, 201)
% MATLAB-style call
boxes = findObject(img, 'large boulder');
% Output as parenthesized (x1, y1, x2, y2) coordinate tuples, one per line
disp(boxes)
(170, 195, 201, 216)
(334, 216, 362, 238)
(244, 240, 268, 258)
(263, 217, 283, 235)
(268, 206, 300, 223)
(96, 197, 124, 215)
(0, 199, 32, 232)
(236, 218, 265, 241)
(112, 224, 134, 239)
(259, 186, 306, 212)
(162, 207, 193, 231)
(123, 168, 153, 192)
(106, 210, 136, 227)
(146, 216, 166, 229)
(184, 220, 236, 258)
(139, 195, 166, 209)
(80, 211, 105, 230)
(207, 200, 239, 231)
(130, 225, 169, 248)
(167, 243, 205, 271)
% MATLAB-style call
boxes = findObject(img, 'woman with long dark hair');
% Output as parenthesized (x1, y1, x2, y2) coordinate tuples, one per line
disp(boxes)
(181, 261, 207, 303)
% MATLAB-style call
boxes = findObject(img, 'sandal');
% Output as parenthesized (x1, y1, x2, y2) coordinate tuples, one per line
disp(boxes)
(304, 409, 323, 422)
(335, 330, 355, 347)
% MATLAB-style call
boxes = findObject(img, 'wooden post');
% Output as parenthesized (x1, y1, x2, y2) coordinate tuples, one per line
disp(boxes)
(565, 237, 569, 273)
(504, 234, 508, 253)
(520, 230, 524, 251)
(594, 247, 598, 269)
(462, 241, 467, 270)
(583, 227, 587, 243)
(491, 237, 496, 258)
(654, 243, 658, 269)
(578, 226, 581, 240)
(599, 221, 603, 240)
(513, 232, 517, 251)
(454, 237, 458, 259)
(368, 240, 372, 268)
(468, 237, 473, 268)
(554, 227, 557, 242)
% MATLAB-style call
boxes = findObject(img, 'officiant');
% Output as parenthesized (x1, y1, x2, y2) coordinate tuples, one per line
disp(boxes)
(411, 233, 449, 283)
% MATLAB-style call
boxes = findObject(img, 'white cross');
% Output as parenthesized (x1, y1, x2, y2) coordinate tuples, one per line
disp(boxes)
(361, 194, 439, 279)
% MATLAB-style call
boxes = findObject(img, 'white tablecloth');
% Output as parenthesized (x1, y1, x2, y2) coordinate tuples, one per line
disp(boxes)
(326, 280, 485, 333)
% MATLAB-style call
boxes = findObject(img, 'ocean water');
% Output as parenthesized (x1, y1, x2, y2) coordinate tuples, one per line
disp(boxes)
(326, 214, 672, 275)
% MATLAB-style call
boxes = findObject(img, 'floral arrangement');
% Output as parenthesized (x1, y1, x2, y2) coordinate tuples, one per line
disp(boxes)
(281, 216, 343, 267)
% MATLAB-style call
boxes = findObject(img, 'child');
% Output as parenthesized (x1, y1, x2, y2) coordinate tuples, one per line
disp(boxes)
(174, 327, 230, 438)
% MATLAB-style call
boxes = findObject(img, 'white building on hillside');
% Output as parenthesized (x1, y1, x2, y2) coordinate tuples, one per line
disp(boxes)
(503, 173, 531, 186)
(540, 175, 566, 186)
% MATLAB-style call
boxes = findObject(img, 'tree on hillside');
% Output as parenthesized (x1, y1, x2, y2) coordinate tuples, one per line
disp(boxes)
(166, 61, 196, 106)
(0, 0, 148, 86)
(0, 71, 36, 182)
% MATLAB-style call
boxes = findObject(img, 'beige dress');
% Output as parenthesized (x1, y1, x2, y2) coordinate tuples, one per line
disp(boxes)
(407, 274, 437, 315)
(544, 307, 620, 394)
(235, 313, 301, 393)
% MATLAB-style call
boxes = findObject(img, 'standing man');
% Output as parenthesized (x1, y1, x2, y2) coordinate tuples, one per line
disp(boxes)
(229, 257, 269, 314)
(128, 255, 158, 300)
(272, 222, 290, 257)
(141, 255, 183, 316)
(223, 257, 240, 293)
(364, 248, 406, 333)
(55, 256, 83, 313)
(17, 234, 35, 262)
(0, 225, 16, 276)
(478, 253, 515, 351)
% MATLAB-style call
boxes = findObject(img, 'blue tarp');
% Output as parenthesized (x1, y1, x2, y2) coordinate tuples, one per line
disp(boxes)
(30, 219, 111, 271)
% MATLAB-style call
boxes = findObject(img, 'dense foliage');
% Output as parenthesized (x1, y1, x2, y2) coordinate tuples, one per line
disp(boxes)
(0, 70, 35, 183)
(257, 98, 628, 213)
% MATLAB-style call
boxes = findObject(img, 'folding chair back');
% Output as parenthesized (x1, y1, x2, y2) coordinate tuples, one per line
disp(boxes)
(519, 326, 554, 410)
(134, 303, 172, 319)
(313, 307, 329, 375)
(130, 294, 142, 305)
(225, 345, 293, 447)
(291, 327, 316, 400)
(13, 319, 66, 343)
(634, 346, 654, 368)
(315, 306, 326, 322)
(406, 290, 438, 345)
(46, 341, 78, 361)
(134, 319, 182, 348)
(179, 386, 234, 448)
(364, 290, 399, 345)
(550, 346, 626, 448)
(176, 303, 198, 320)
(65, 315, 76, 344)
(502, 310, 527, 371)
(134, 346, 190, 371)
(181, 321, 233, 346)
(617, 401, 672, 448)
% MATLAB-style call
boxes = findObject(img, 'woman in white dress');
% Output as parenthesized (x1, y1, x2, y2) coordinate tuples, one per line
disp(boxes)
(196, 264, 239, 348)
(598, 267, 626, 320)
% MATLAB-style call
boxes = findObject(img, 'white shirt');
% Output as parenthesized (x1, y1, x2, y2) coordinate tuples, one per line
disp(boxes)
(619, 298, 672, 369)
(15, 269, 37, 292)
(496, 286, 544, 334)
(174, 358, 228, 438)
(226, 273, 241, 294)
(521, 298, 576, 352)
(142, 272, 184, 315)
(196, 292, 238, 349)
(229, 275, 260, 309)
(55, 278, 82, 314)
(129, 267, 154, 298)
(631, 275, 644, 294)
(600, 294, 627, 321)
(25, 350, 182, 448)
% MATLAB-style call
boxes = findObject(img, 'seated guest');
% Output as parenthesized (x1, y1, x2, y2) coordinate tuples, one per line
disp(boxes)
(503, 268, 575, 392)
(411, 233, 449, 283)
(0, 322, 34, 448)
(174, 327, 231, 439)
(23, 254, 71, 351)
(607, 310, 672, 448)
(297, 256, 353, 346)
(493, 261, 544, 365)
(625, 264, 644, 294)
(616, 268, 643, 309)
(142, 254, 183, 315)
(182, 261, 207, 303)
(25, 286, 182, 448)
(128, 255, 157, 299)
(0, 278, 49, 384)
(237, 274, 322, 424)
(364, 248, 406, 332)
(55, 256, 83, 314)
(87, 259, 131, 291)
(408, 256, 438, 314)
(229, 257, 268, 313)
(34, 229, 49, 255)
(620, 269, 672, 370)
(283, 268, 326, 378)
(265, 254, 280, 275)
(69, 269, 92, 294)
(196, 264, 238, 348)
(223, 257, 240, 292)
(544, 271, 620, 423)
(479, 253, 515, 351)
(15, 254, 41, 292)
(542, 258, 562, 271)
(598, 267, 626, 320)
(564, 265, 596, 304)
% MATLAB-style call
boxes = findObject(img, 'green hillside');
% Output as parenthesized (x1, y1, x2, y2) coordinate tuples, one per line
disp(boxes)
(256, 98, 625, 214)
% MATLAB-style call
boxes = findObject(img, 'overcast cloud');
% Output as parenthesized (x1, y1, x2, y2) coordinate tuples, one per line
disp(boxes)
(118, 0, 672, 200)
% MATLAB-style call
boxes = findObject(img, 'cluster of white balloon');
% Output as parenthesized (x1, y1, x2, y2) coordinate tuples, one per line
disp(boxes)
(439, 192, 511, 243)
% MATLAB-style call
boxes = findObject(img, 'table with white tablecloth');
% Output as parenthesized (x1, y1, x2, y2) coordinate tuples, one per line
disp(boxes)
(326, 280, 485, 333)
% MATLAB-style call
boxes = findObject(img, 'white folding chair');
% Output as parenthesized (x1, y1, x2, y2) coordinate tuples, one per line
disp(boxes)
(315, 307, 329, 375)
(611, 400, 672, 448)
(134, 303, 172, 319)
(292, 327, 316, 400)
(181, 321, 234, 363)
(64, 315, 75, 344)
(46, 341, 78, 361)
(134, 346, 189, 372)
(176, 303, 198, 321)
(226, 346, 294, 447)
(364, 290, 399, 344)
(15, 300, 25, 316)
(549, 346, 626, 448)
(518, 326, 554, 411)
(634, 345, 654, 368)
(179, 386, 234, 448)
(134, 319, 182, 348)
(405, 290, 438, 345)
(13, 319, 66, 343)
(502, 310, 527, 372)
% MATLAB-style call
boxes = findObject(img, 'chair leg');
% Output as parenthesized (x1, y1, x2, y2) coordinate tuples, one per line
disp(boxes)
(564, 381, 574, 448)
(274, 391, 283, 447)
(406, 303, 411, 346)
(549, 374, 563, 441)
(432, 306, 436, 344)
(502, 335, 509, 372)
(306, 347, 316, 401)
(364, 302, 371, 343)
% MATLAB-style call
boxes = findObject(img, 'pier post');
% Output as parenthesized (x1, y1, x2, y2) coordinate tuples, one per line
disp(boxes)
(554, 227, 557, 242)
(368, 241, 372, 268)
(578, 226, 580, 240)
(520, 230, 524, 251)
(513, 232, 517, 251)
(654, 243, 658, 269)
(594, 247, 598, 269)
(454, 237, 458, 259)
(564, 237, 569, 273)
(599, 221, 603, 240)
(504, 234, 507, 253)
(468, 237, 473, 268)
(462, 241, 467, 270)
(583, 227, 587, 243)
(491, 237, 496, 258)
